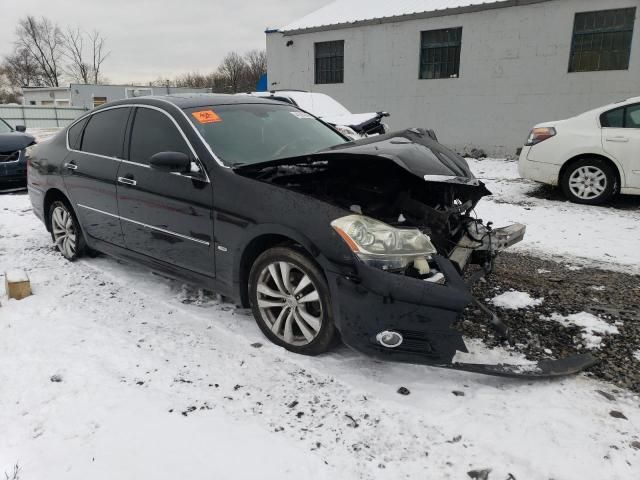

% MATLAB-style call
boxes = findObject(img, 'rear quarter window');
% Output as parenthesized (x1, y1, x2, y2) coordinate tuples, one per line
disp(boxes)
(80, 107, 130, 157)
(67, 117, 89, 150)
(600, 107, 624, 128)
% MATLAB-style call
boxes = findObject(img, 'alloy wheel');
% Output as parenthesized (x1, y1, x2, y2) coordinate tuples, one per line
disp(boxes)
(568, 166, 607, 200)
(256, 261, 323, 346)
(51, 205, 78, 259)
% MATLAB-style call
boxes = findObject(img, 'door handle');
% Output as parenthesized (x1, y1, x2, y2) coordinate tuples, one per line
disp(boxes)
(606, 137, 629, 143)
(64, 162, 78, 170)
(117, 176, 137, 186)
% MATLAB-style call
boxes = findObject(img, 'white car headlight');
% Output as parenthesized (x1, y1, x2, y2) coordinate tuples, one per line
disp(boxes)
(333, 125, 361, 140)
(24, 143, 37, 159)
(331, 215, 437, 270)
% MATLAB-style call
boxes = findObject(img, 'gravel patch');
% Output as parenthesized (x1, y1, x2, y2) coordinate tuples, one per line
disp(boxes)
(459, 252, 640, 392)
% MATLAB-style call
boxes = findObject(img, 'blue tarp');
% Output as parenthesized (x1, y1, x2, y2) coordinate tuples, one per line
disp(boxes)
(256, 73, 268, 92)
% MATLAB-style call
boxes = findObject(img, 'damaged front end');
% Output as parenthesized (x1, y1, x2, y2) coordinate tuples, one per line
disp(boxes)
(236, 129, 596, 377)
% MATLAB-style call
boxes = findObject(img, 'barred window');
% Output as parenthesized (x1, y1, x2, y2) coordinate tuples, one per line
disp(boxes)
(420, 27, 462, 79)
(315, 40, 344, 84)
(569, 8, 636, 72)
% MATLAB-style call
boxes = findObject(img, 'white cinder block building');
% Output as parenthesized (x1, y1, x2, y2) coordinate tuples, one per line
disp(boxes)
(22, 84, 211, 110)
(266, 0, 639, 157)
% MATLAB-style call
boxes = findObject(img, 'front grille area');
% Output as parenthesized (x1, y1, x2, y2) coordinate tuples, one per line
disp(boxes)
(0, 150, 20, 162)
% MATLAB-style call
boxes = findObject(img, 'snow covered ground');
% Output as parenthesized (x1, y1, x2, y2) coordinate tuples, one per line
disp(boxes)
(2, 190, 640, 478)
(468, 158, 640, 273)
(490, 290, 543, 310)
(1, 150, 640, 478)
(544, 312, 621, 350)
(28, 128, 60, 143)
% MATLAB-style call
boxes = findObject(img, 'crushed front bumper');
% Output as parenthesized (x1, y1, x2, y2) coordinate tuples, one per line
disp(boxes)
(450, 223, 526, 273)
(327, 224, 596, 378)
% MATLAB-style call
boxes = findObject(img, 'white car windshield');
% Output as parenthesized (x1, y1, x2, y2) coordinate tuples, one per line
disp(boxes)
(0, 119, 13, 134)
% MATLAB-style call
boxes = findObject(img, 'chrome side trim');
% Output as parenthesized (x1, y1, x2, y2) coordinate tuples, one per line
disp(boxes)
(120, 158, 150, 169)
(77, 203, 211, 246)
(65, 103, 211, 183)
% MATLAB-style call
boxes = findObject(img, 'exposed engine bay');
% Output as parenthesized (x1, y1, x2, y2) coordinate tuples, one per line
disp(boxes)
(239, 156, 483, 251)
(236, 151, 524, 280)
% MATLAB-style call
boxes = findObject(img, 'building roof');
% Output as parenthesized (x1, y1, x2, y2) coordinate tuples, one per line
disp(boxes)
(21, 86, 70, 91)
(278, 0, 549, 34)
(21, 83, 210, 92)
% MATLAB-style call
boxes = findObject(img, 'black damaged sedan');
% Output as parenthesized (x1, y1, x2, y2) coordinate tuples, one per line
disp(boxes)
(27, 95, 594, 377)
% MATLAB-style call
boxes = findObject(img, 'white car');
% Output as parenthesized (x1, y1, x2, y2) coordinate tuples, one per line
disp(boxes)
(519, 96, 640, 204)
(243, 90, 389, 140)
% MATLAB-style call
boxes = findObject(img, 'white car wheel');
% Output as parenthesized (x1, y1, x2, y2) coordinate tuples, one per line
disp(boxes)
(568, 166, 608, 200)
(561, 158, 616, 205)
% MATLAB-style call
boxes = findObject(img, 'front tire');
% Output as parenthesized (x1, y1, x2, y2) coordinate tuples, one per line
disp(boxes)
(49, 200, 87, 261)
(248, 247, 336, 356)
(560, 158, 616, 205)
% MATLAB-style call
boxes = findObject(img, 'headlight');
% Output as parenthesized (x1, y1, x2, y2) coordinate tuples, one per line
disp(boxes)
(25, 143, 37, 158)
(331, 215, 437, 270)
(333, 125, 361, 140)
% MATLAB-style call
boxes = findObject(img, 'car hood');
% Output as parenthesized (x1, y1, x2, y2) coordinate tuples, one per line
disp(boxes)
(235, 128, 478, 185)
(0, 132, 36, 151)
(320, 112, 380, 128)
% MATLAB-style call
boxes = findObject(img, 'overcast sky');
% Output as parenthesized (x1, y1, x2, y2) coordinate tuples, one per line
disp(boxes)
(1, 0, 329, 84)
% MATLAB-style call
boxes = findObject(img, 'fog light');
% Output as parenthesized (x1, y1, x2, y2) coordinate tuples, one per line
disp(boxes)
(376, 330, 403, 348)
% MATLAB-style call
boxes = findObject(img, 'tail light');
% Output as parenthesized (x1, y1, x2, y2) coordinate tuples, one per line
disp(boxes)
(525, 127, 556, 146)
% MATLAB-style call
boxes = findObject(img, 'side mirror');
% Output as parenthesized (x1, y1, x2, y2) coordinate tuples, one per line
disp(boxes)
(15, 125, 26, 132)
(149, 151, 190, 173)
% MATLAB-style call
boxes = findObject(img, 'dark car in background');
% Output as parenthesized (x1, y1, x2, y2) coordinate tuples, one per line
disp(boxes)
(26, 94, 594, 377)
(0, 118, 35, 189)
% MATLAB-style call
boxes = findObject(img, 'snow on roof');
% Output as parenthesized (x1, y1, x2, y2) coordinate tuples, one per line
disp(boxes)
(280, 0, 511, 32)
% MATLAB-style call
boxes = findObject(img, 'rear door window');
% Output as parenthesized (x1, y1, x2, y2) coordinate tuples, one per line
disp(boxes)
(624, 104, 640, 128)
(81, 107, 130, 157)
(128, 108, 191, 165)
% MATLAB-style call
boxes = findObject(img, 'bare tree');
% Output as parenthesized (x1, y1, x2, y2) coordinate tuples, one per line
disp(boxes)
(0, 68, 22, 104)
(63, 28, 109, 84)
(15, 16, 64, 87)
(217, 52, 247, 93)
(1, 47, 43, 87)
(137, 48, 264, 94)
(63, 27, 90, 83)
(89, 30, 109, 84)
(244, 49, 267, 90)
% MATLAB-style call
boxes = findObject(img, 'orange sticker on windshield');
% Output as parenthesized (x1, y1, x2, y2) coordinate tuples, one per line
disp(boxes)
(192, 110, 222, 124)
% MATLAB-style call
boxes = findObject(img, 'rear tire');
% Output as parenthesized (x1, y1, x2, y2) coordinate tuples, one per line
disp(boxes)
(248, 247, 336, 356)
(560, 158, 616, 205)
(48, 200, 87, 261)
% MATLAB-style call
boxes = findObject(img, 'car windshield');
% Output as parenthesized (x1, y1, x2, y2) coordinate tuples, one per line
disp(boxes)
(184, 103, 347, 166)
(0, 119, 13, 134)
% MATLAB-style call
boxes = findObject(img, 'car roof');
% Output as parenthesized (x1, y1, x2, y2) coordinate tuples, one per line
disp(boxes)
(578, 95, 640, 119)
(98, 93, 282, 111)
